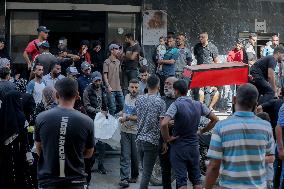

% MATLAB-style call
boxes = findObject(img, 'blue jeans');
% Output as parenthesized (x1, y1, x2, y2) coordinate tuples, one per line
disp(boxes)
(120, 132, 139, 181)
(107, 91, 124, 115)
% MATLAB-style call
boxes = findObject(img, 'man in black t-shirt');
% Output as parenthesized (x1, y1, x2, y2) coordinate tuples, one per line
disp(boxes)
(250, 47, 284, 103)
(35, 78, 95, 189)
(123, 33, 141, 94)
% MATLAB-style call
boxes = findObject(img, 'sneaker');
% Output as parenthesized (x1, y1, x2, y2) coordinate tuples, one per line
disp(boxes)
(129, 177, 138, 183)
(119, 180, 129, 188)
(98, 164, 107, 174)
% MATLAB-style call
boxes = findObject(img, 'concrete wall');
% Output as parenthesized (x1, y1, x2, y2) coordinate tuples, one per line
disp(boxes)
(0, 0, 5, 39)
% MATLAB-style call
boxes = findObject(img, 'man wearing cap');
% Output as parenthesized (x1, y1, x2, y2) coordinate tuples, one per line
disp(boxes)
(83, 71, 108, 181)
(23, 26, 49, 69)
(78, 62, 92, 97)
(34, 41, 58, 75)
(66, 67, 79, 80)
(103, 44, 124, 115)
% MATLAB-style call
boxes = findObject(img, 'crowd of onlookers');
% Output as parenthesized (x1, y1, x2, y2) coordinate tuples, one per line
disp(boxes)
(1, 24, 284, 189)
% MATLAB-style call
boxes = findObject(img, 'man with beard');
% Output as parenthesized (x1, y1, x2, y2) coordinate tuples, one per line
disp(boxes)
(26, 64, 46, 104)
(119, 79, 140, 187)
(43, 61, 65, 87)
(159, 76, 178, 189)
(83, 71, 108, 183)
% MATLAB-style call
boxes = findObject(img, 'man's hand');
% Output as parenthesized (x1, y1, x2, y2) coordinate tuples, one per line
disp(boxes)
(101, 111, 108, 116)
(166, 136, 179, 143)
(256, 105, 263, 113)
(168, 120, 174, 127)
(120, 116, 127, 123)
(161, 143, 168, 155)
(157, 60, 163, 65)
(107, 86, 112, 93)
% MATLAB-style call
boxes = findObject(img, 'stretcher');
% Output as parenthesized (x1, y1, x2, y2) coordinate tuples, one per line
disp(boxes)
(183, 62, 249, 88)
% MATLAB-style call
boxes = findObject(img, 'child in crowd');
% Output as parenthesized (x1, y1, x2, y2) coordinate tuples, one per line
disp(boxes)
(156, 36, 167, 72)
(256, 112, 274, 189)
(138, 66, 149, 95)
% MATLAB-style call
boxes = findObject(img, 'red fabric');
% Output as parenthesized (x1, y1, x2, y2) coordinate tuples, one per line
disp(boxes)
(190, 67, 248, 88)
(25, 39, 40, 61)
(227, 49, 244, 63)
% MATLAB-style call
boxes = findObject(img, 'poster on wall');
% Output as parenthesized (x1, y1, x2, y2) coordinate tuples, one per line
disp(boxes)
(143, 10, 167, 45)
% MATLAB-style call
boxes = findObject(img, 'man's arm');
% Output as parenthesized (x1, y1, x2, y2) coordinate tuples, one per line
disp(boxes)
(158, 59, 175, 65)
(82, 89, 99, 114)
(268, 68, 277, 93)
(200, 112, 219, 134)
(276, 125, 284, 159)
(205, 159, 221, 189)
(35, 141, 42, 156)
(160, 116, 172, 142)
(23, 51, 32, 69)
(103, 72, 112, 92)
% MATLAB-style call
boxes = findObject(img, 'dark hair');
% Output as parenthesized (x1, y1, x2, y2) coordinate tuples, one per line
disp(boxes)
(80, 40, 90, 47)
(178, 33, 186, 38)
(129, 79, 139, 84)
(167, 31, 175, 38)
(125, 33, 134, 40)
(0, 67, 11, 79)
(173, 80, 188, 95)
(249, 33, 257, 39)
(256, 112, 271, 122)
(33, 63, 43, 71)
(49, 60, 60, 72)
(139, 65, 148, 73)
(147, 74, 160, 90)
(236, 83, 259, 109)
(273, 47, 284, 54)
(54, 78, 78, 101)
(93, 40, 102, 47)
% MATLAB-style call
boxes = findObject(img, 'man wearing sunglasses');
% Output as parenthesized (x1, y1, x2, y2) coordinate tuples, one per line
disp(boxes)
(23, 26, 49, 70)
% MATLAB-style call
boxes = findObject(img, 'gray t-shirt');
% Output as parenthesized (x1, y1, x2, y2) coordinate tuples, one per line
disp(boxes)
(35, 106, 95, 187)
(135, 94, 166, 145)
(176, 47, 192, 72)
(194, 42, 219, 65)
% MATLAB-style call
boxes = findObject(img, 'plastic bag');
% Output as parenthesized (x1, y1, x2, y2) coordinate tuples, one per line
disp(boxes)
(100, 122, 121, 150)
(94, 112, 118, 140)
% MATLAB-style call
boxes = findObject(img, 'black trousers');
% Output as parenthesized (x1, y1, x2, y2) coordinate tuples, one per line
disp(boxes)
(252, 78, 275, 104)
(159, 141, 173, 189)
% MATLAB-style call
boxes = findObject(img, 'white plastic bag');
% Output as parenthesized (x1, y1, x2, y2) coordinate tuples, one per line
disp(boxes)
(94, 112, 118, 140)
(100, 122, 121, 150)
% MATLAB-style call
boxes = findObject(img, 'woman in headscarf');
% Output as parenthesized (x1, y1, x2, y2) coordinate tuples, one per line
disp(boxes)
(0, 90, 35, 189)
(34, 86, 57, 118)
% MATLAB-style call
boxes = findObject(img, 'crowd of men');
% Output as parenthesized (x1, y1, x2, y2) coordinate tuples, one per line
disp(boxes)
(1, 24, 284, 189)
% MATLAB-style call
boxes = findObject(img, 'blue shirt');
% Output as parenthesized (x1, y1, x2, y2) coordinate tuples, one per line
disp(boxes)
(208, 111, 274, 189)
(43, 73, 65, 87)
(162, 47, 179, 77)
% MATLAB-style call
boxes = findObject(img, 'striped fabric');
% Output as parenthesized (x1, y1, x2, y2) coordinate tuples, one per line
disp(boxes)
(208, 111, 274, 189)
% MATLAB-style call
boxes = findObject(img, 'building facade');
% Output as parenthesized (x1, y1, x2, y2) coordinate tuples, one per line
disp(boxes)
(0, 0, 284, 65)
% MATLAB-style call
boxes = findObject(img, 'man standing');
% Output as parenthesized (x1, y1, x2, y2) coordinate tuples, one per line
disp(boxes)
(26, 64, 46, 104)
(43, 61, 65, 87)
(135, 74, 166, 189)
(23, 26, 49, 69)
(176, 33, 192, 78)
(161, 80, 218, 189)
(83, 71, 108, 180)
(77, 62, 92, 97)
(138, 66, 149, 95)
(0, 67, 16, 101)
(103, 44, 124, 115)
(90, 40, 105, 73)
(193, 32, 219, 103)
(159, 76, 178, 189)
(250, 47, 284, 103)
(157, 35, 179, 96)
(35, 78, 95, 189)
(205, 83, 275, 189)
(123, 33, 141, 92)
(263, 35, 279, 57)
(119, 79, 140, 187)
(245, 33, 258, 66)
(34, 41, 58, 75)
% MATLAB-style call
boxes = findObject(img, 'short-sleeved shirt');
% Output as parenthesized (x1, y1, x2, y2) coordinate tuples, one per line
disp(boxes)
(245, 43, 257, 62)
(162, 47, 179, 76)
(176, 47, 192, 72)
(124, 43, 141, 70)
(250, 55, 277, 80)
(43, 73, 65, 87)
(25, 39, 40, 61)
(227, 49, 244, 63)
(103, 58, 122, 91)
(121, 94, 138, 134)
(165, 96, 210, 145)
(26, 79, 46, 104)
(194, 42, 218, 65)
(135, 94, 166, 145)
(208, 111, 275, 189)
(35, 107, 95, 187)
